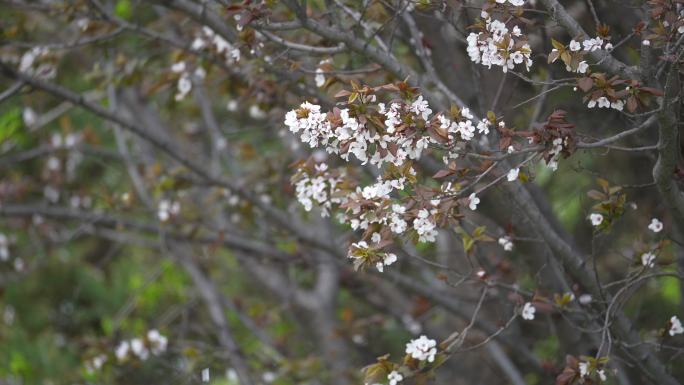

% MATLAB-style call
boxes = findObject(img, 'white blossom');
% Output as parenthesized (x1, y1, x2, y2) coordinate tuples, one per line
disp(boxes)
(521, 302, 536, 320)
(158, 200, 181, 222)
(19, 46, 56, 79)
(405, 335, 437, 362)
(589, 213, 603, 226)
(130, 338, 149, 360)
(576, 61, 589, 74)
(569, 40, 581, 51)
(648, 218, 663, 233)
(468, 193, 480, 210)
(579, 362, 590, 377)
(598, 369, 607, 382)
(413, 209, 438, 243)
(147, 329, 168, 355)
(85, 354, 107, 373)
(410, 95, 432, 121)
(315, 68, 326, 87)
(506, 168, 520, 182)
(23, 107, 37, 126)
(641, 252, 656, 268)
(610, 100, 624, 111)
(583, 37, 604, 52)
(388, 371, 403, 385)
(579, 294, 593, 305)
(115, 341, 130, 362)
(466, 16, 532, 73)
(498, 236, 514, 251)
(670, 316, 684, 336)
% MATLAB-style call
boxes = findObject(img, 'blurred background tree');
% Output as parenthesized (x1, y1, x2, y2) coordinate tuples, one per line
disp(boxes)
(0, 1, 683, 385)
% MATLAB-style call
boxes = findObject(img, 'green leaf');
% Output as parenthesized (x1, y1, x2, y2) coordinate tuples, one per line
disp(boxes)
(115, 0, 133, 20)
(551, 38, 565, 51)
(0, 107, 22, 144)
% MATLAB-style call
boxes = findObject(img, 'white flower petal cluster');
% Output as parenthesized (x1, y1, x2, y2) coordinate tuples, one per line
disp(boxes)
(0, 235, 21, 271)
(506, 167, 519, 182)
(648, 218, 663, 233)
(347, 241, 397, 273)
(496, 0, 526, 5)
(19, 46, 56, 79)
(587, 96, 624, 111)
(286, 98, 438, 168)
(582, 37, 606, 52)
(589, 213, 603, 226)
(405, 335, 437, 362)
(341, 183, 412, 241)
(170, 61, 206, 101)
(641, 252, 656, 268)
(414, 208, 438, 243)
(437, 108, 480, 142)
(285, 102, 333, 148)
(388, 371, 403, 385)
(544, 137, 569, 171)
(315, 68, 326, 87)
(192, 27, 240, 63)
(158, 200, 181, 222)
(498, 236, 513, 251)
(467, 16, 532, 73)
(115, 329, 168, 362)
(579, 361, 607, 382)
(85, 354, 107, 374)
(315, 58, 331, 88)
(522, 302, 536, 320)
(468, 193, 480, 210)
(410, 95, 432, 121)
(147, 329, 169, 355)
(670, 316, 684, 336)
(578, 361, 589, 377)
(294, 163, 346, 217)
(389, 204, 408, 234)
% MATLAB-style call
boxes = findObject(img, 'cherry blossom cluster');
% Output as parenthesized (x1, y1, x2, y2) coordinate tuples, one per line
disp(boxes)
(578, 361, 607, 382)
(543, 137, 567, 171)
(495, 0, 525, 5)
(191, 27, 241, 64)
(293, 162, 347, 217)
(348, 239, 397, 273)
(466, 13, 532, 73)
(641, 252, 656, 268)
(115, 329, 168, 363)
(158, 199, 181, 222)
(285, 99, 437, 168)
(18, 46, 57, 79)
(170, 61, 206, 101)
(586, 96, 624, 111)
(85, 354, 107, 373)
(498, 236, 513, 251)
(388, 370, 403, 385)
(550, 37, 613, 74)
(285, 91, 497, 272)
(405, 335, 437, 362)
(44, 132, 85, 180)
(436, 107, 490, 143)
